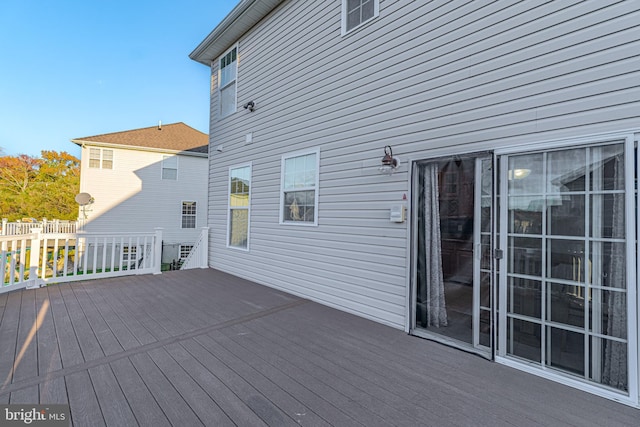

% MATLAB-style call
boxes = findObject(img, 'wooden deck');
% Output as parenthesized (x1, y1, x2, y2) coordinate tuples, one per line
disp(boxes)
(0, 268, 637, 426)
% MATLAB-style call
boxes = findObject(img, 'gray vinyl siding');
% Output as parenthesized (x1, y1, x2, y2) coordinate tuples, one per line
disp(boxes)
(206, 0, 640, 329)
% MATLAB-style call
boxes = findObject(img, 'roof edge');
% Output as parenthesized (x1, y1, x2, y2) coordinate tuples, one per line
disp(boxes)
(71, 140, 209, 157)
(189, 0, 283, 66)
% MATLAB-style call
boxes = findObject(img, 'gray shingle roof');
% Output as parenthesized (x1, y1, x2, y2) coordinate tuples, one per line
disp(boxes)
(72, 122, 208, 154)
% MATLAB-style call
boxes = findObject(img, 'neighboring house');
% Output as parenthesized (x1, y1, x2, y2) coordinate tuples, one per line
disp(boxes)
(72, 122, 208, 265)
(191, 1, 640, 406)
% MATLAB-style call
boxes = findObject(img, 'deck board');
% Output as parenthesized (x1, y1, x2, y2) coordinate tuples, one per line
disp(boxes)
(65, 371, 105, 427)
(0, 268, 637, 426)
(129, 352, 203, 427)
(178, 338, 303, 427)
(72, 284, 123, 356)
(191, 334, 329, 427)
(88, 364, 138, 426)
(47, 285, 85, 368)
(59, 283, 106, 362)
(0, 292, 22, 388)
(10, 290, 37, 404)
(84, 277, 160, 344)
(109, 358, 170, 427)
(146, 347, 235, 426)
(163, 342, 269, 427)
(237, 319, 435, 426)
(76, 281, 141, 350)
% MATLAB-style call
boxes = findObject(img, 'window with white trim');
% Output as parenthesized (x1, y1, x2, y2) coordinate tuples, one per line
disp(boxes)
(181, 201, 196, 229)
(228, 164, 251, 249)
(122, 246, 137, 262)
(280, 149, 319, 225)
(89, 148, 113, 169)
(342, 0, 379, 34)
(162, 155, 178, 180)
(179, 245, 193, 260)
(218, 46, 237, 118)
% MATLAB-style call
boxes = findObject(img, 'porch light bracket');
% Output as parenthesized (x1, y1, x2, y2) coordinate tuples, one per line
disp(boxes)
(379, 145, 400, 175)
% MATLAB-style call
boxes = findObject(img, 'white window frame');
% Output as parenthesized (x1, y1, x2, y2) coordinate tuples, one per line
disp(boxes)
(341, 0, 379, 35)
(279, 148, 320, 226)
(89, 148, 101, 168)
(227, 162, 252, 251)
(179, 245, 193, 260)
(89, 148, 113, 169)
(181, 201, 197, 229)
(492, 132, 639, 406)
(161, 155, 178, 180)
(102, 149, 113, 169)
(217, 45, 238, 119)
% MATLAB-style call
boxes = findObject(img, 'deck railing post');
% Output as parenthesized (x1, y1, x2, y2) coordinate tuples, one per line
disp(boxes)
(26, 228, 44, 289)
(153, 228, 163, 275)
(1, 218, 6, 236)
(200, 227, 209, 268)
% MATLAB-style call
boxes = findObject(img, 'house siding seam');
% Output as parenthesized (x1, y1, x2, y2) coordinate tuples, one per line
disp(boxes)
(204, 0, 640, 329)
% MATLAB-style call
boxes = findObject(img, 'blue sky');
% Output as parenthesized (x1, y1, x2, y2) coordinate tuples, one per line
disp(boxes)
(0, 0, 238, 157)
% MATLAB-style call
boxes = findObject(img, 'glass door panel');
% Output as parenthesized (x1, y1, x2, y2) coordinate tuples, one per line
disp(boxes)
(414, 154, 493, 355)
(500, 141, 632, 392)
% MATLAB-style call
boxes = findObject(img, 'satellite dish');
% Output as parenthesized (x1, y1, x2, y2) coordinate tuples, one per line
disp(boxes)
(75, 192, 94, 206)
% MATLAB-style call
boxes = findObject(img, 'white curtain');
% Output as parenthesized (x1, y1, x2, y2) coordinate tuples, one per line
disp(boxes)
(423, 164, 448, 327)
(602, 152, 627, 390)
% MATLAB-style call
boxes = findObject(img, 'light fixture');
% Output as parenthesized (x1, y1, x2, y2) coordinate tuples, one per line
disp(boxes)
(508, 168, 531, 180)
(243, 101, 255, 112)
(379, 145, 400, 175)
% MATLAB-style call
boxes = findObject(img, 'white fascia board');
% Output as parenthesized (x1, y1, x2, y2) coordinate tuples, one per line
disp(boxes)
(71, 139, 209, 158)
(189, 0, 283, 66)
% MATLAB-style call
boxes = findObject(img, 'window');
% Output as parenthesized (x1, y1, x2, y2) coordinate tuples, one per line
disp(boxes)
(89, 148, 113, 169)
(179, 245, 193, 260)
(89, 148, 101, 168)
(122, 246, 137, 270)
(228, 164, 251, 249)
(280, 149, 319, 225)
(162, 155, 178, 180)
(342, 0, 379, 34)
(218, 46, 237, 118)
(102, 149, 113, 169)
(122, 246, 137, 262)
(181, 202, 196, 228)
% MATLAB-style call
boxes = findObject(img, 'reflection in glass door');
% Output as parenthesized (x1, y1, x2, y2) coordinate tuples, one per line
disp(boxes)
(413, 155, 492, 355)
(498, 140, 636, 395)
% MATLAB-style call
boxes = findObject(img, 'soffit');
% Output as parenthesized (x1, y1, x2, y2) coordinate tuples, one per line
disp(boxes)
(189, 0, 283, 66)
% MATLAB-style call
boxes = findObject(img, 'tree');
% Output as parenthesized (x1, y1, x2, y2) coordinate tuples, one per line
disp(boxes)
(0, 151, 80, 221)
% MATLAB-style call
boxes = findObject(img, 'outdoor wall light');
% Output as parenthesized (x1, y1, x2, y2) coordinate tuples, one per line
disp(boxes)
(379, 145, 400, 175)
(508, 168, 531, 180)
(243, 101, 255, 112)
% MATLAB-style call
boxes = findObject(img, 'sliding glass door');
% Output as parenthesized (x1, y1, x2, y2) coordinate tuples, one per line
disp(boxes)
(497, 138, 637, 397)
(412, 136, 638, 402)
(413, 154, 493, 356)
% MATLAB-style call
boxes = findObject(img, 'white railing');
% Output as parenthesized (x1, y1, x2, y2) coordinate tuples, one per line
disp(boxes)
(180, 227, 209, 270)
(1, 219, 80, 236)
(1, 228, 162, 294)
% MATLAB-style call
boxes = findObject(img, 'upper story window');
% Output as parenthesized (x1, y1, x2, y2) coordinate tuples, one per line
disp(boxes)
(89, 148, 113, 169)
(280, 149, 319, 225)
(342, 0, 379, 34)
(182, 201, 197, 228)
(218, 46, 237, 118)
(162, 155, 178, 180)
